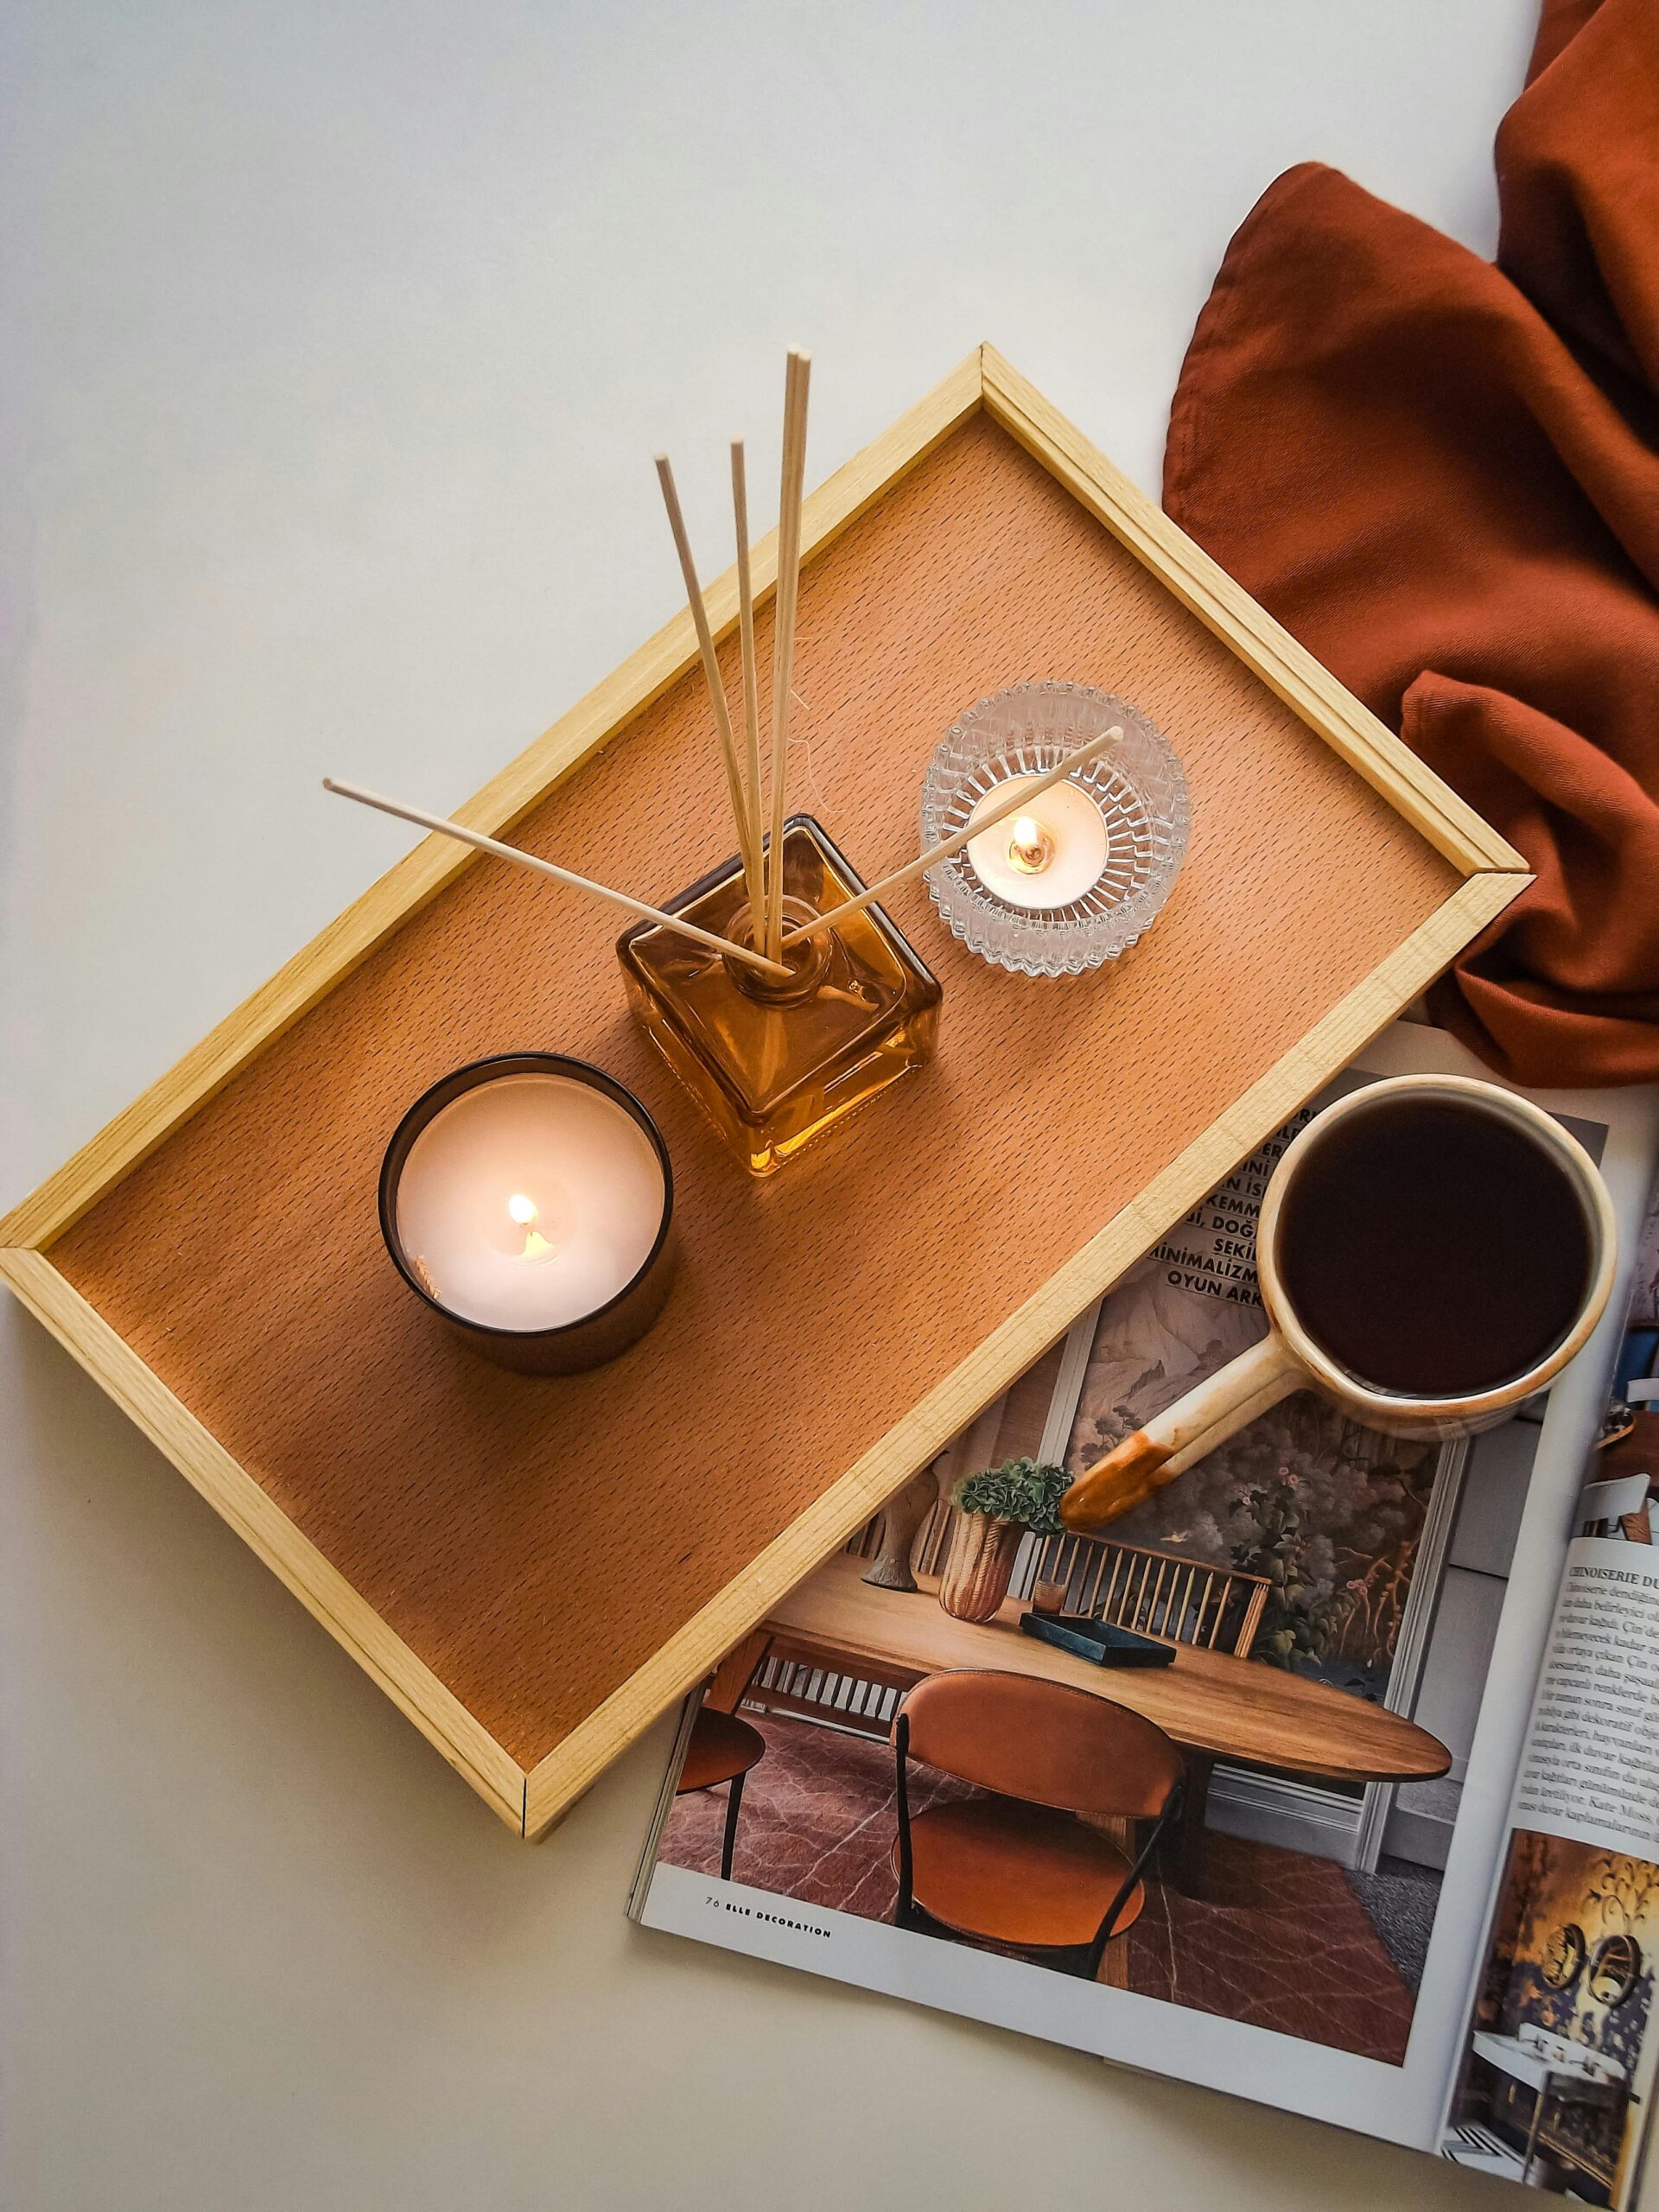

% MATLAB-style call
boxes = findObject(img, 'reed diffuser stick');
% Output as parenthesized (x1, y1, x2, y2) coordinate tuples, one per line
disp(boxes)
(765, 348, 811, 960)
(322, 778, 791, 978)
(730, 438, 766, 933)
(778, 727, 1125, 949)
(654, 454, 764, 921)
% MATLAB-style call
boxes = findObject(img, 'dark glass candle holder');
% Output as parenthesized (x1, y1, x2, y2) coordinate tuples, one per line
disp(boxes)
(379, 1052, 677, 1375)
(616, 816, 942, 1177)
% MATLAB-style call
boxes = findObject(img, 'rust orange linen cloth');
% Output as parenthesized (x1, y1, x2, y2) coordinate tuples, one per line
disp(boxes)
(1164, 0, 1659, 1086)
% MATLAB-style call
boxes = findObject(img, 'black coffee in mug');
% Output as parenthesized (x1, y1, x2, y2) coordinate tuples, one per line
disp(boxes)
(1275, 1096, 1595, 1397)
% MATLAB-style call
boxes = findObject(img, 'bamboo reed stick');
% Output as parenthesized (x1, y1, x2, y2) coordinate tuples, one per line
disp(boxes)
(654, 454, 764, 920)
(778, 727, 1125, 948)
(322, 778, 791, 978)
(765, 348, 811, 959)
(730, 439, 766, 931)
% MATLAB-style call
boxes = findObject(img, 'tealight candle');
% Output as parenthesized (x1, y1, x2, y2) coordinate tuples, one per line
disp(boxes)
(923, 683, 1190, 975)
(963, 773, 1109, 910)
(379, 1054, 677, 1374)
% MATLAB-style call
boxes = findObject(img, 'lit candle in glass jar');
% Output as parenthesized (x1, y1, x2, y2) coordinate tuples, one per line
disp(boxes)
(379, 1055, 677, 1373)
(963, 773, 1109, 910)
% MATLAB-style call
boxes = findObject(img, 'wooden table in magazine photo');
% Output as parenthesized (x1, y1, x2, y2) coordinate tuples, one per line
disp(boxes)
(739, 1551, 1451, 1894)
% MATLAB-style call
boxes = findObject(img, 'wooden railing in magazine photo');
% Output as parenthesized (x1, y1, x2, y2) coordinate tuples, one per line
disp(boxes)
(748, 1506, 1269, 1738)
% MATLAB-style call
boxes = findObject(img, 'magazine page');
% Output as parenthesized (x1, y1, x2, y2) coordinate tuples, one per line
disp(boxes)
(1442, 1178, 1659, 2202)
(631, 1023, 1659, 2154)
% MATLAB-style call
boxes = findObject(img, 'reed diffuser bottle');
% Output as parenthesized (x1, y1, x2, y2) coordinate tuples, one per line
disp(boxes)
(618, 817, 940, 1176)
(619, 346, 942, 1174)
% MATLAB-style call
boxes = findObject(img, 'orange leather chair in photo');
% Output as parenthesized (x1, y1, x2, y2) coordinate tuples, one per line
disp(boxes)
(677, 1706, 766, 1881)
(891, 1669, 1185, 1980)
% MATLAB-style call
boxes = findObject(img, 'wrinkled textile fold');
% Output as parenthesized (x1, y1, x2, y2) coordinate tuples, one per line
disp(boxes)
(1165, 0, 1659, 1085)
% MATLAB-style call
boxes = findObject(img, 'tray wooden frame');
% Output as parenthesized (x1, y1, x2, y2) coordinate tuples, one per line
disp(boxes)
(1, 346, 1529, 1839)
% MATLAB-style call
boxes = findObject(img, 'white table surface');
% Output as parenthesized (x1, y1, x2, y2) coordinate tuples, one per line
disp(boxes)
(5, 3, 1601, 2206)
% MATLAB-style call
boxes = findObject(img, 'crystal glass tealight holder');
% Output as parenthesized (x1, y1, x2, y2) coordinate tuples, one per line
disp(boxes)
(921, 681, 1191, 976)
(616, 816, 942, 1177)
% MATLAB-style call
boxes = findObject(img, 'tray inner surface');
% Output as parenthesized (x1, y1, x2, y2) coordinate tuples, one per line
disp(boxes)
(52, 413, 1458, 1768)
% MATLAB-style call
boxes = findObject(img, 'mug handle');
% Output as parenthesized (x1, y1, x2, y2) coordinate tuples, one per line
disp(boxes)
(1060, 1332, 1306, 1533)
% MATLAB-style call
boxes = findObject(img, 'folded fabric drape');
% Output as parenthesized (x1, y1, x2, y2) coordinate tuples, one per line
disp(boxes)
(1165, 0, 1659, 1086)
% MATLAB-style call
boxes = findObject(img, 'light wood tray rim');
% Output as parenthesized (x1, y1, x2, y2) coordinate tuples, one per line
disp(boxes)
(2, 346, 1530, 1838)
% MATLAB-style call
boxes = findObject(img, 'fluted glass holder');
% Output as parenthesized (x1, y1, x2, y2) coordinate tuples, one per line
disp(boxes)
(617, 816, 942, 1177)
(921, 681, 1191, 976)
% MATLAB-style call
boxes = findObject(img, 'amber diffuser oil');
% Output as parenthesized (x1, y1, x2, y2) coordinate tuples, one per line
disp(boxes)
(617, 816, 941, 1176)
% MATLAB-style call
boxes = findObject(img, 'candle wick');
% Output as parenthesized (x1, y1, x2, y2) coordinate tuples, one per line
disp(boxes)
(1007, 814, 1053, 875)
(505, 1191, 560, 1261)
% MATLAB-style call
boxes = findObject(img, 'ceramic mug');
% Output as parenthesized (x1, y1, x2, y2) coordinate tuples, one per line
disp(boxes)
(1060, 1074, 1618, 1534)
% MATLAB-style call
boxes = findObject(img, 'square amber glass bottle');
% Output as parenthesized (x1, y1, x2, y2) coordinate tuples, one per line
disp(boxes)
(617, 816, 942, 1176)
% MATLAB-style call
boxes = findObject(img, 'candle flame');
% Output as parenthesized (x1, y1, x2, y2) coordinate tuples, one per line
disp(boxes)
(1007, 814, 1053, 875)
(507, 1191, 557, 1261)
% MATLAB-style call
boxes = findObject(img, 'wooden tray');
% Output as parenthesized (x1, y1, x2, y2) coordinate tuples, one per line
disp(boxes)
(0, 347, 1528, 1838)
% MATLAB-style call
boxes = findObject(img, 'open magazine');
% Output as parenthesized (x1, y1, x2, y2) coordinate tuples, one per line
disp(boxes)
(628, 1021, 1659, 2204)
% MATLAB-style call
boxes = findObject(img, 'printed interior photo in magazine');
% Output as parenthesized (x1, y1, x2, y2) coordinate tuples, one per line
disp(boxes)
(1441, 1170, 1659, 2202)
(630, 1023, 1659, 2160)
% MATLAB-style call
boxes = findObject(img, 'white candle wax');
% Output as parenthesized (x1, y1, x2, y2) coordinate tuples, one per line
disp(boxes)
(964, 773, 1109, 911)
(395, 1072, 665, 1332)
